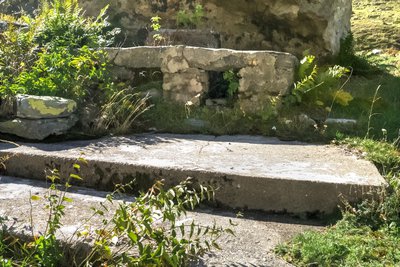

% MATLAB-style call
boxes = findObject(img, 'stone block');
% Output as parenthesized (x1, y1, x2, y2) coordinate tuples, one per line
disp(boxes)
(15, 94, 77, 119)
(106, 47, 166, 69)
(163, 68, 209, 103)
(0, 116, 78, 140)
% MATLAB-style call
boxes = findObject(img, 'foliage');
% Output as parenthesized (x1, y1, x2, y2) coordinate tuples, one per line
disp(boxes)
(10, 46, 109, 100)
(288, 55, 353, 116)
(93, 87, 152, 134)
(176, 4, 204, 29)
(0, 160, 232, 266)
(223, 70, 239, 98)
(150, 16, 165, 45)
(87, 178, 232, 266)
(0, 18, 37, 97)
(14, 158, 86, 266)
(35, 0, 115, 49)
(336, 33, 384, 75)
(0, 0, 118, 102)
(276, 216, 400, 267)
(0, 0, 149, 134)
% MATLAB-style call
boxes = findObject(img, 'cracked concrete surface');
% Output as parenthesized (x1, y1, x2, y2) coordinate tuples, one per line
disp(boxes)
(0, 134, 386, 214)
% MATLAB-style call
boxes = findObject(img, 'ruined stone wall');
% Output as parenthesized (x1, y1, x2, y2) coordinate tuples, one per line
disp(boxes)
(0, 0, 352, 58)
(80, 0, 352, 58)
(106, 46, 298, 114)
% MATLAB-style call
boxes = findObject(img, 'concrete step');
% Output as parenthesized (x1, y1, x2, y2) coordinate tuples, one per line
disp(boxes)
(0, 134, 386, 214)
(0, 176, 320, 266)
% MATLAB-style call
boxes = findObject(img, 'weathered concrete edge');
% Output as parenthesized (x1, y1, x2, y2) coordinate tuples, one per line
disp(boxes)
(0, 151, 386, 214)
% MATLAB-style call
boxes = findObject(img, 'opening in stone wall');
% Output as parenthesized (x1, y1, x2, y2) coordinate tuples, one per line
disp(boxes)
(132, 68, 163, 102)
(203, 70, 240, 107)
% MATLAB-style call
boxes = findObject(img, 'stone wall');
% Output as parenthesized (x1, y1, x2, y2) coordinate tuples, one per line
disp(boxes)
(0, 0, 352, 58)
(80, 0, 352, 58)
(106, 46, 298, 113)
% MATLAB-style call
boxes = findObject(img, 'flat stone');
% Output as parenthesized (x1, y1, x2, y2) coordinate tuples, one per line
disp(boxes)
(0, 176, 319, 266)
(0, 134, 386, 214)
(16, 94, 77, 119)
(0, 116, 78, 140)
(325, 118, 358, 125)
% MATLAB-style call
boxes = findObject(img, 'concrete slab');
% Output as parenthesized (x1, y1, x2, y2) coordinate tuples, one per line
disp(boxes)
(0, 176, 320, 267)
(0, 134, 386, 213)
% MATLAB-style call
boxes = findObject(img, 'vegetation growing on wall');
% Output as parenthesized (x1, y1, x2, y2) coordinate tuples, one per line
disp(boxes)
(176, 4, 204, 29)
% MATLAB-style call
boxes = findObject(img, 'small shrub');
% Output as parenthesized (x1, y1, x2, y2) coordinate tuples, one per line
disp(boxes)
(150, 15, 165, 45)
(176, 4, 204, 29)
(10, 46, 110, 100)
(0, 160, 233, 266)
(5, 0, 118, 102)
(0, 0, 149, 134)
(287, 55, 353, 119)
(223, 69, 239, 98)
(88, 178, 232, 266)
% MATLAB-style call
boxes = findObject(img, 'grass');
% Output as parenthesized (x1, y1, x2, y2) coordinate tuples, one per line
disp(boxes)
(351, 0, 400, 52)
(276, 218, 400, 267)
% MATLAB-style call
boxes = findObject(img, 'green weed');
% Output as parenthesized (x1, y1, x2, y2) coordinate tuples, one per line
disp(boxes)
(286, 55, 353, 121)
(0, 160, 232, 266)
(176, 4, 204, 29)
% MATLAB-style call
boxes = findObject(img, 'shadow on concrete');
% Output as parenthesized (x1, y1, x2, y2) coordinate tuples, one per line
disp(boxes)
(0, 133, 320, 153)
(194, 206, 327, 227)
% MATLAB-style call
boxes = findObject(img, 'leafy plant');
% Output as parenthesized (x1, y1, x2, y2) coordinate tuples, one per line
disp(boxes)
(10, 46, 109, 100)
(87, 178, 232, 266)
(176, 4, 204, 29)
(223, 69, 240, 98)
(288, 55, 353, 118)
(35, 0, 115, 49)
(150, 15, 165, 45)
(0, 158, 233, 266)
(0, 0, 118, 102)
(0, 17, 37, 97)
(17, 158, 87, 266)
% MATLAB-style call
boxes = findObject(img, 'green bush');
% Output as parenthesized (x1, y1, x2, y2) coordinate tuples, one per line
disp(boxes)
(289, 55, 353, 110)
(0, 0, 150, 134)
(0, 0, 118, 102)
(35, 0, 115, 49)
(10, 46, 109, 100)
(176, 4, 204, 29)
